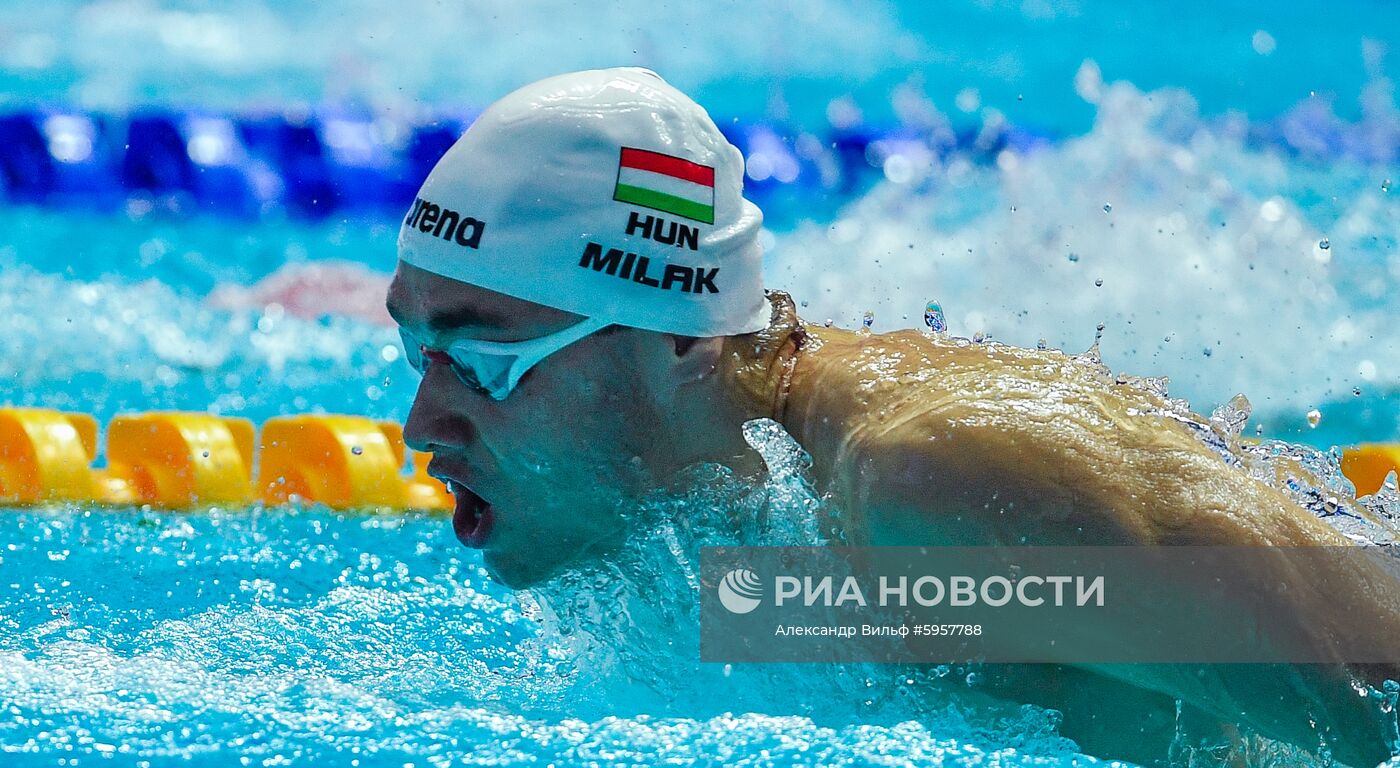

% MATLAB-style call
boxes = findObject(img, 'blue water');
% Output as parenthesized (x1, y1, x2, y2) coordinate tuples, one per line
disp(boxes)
(3, 1, 1400, 765)
(0, 468, 1089, 766)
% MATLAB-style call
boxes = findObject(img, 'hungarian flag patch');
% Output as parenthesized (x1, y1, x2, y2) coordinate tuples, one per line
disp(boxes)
(613, 147, 716, 224)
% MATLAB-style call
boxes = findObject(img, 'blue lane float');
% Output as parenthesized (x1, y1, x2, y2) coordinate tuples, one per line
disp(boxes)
(7, 103, 1381, 219)
(0, 107, 1059, 219)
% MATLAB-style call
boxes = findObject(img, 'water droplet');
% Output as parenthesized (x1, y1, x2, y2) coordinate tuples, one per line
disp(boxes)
(800, 300, 809, 308)
(1102, 203, 1112, 213)
(201, 451, 210, 458)
(1210, 393, 1252, 437)
(862, 311, 874, 328)
(1202, 347, 1213, 357)
(924, 301, 947, 334)
(1382, 179, 1392, 193)
(351, 445, 364, 456)
(1094, 278, 1104, 287)
(1306, 409, 1322, 428)
(1318, 237, 1330, 250)
(1353, 387, 1362, 397)
(1036, 338, 1048, 350)
(1067, 252, 1079, 263)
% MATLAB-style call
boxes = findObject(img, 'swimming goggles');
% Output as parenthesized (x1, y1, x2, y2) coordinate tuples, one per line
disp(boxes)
(399, 316, 612, 400)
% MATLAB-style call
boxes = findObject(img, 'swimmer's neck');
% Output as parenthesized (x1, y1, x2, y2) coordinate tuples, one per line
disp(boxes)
(653, 346, 773, 486)
(656, 307, 861, 496)
(774, 320, 862, 490)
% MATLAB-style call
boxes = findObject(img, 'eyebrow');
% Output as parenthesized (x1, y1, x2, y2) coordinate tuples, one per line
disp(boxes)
(386, 288, 517, 337)
(419, 304, 512, 333)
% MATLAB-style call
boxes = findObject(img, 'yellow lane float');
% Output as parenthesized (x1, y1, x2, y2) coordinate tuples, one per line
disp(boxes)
(261, 414, 411, 510)
(104, 412, 255, 506)
(0, 408, 100, 504)
(0, 407, 450, 511)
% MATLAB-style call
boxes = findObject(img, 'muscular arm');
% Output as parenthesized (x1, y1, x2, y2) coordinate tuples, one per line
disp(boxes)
(786, 330, 1398, 765)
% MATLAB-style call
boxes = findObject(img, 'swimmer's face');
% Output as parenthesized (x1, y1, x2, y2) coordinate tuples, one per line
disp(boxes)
(386, 262, 676, 588)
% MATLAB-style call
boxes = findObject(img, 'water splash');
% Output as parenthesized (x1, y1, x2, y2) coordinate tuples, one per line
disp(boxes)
(522, 419, 1085, 761)
(1209, 393, 1253, 437)
(770, 77, 1400, 440)
(0, 498, 1097, 767)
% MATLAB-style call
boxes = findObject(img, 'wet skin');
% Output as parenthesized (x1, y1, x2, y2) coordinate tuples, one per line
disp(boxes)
(387, 261, 1398, 766)
(785, 320, 1400, 767)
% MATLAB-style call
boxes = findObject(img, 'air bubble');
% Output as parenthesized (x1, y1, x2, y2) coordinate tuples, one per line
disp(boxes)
(1318, 237, 1330, 250)
(1306, 409, 1322, 428)
(1102, 203, 1112, 213)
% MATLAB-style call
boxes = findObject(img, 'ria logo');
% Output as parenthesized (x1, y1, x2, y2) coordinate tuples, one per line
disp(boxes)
(718, 568, 763, 614)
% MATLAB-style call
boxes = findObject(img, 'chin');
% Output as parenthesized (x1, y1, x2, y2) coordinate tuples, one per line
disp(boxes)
(480, 547, 572, 589)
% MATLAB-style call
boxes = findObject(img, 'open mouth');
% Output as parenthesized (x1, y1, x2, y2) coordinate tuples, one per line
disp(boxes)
(437, 476, 495, 549)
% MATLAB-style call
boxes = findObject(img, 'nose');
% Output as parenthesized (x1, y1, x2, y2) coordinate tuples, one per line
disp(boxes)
(403, 367, 476, 454)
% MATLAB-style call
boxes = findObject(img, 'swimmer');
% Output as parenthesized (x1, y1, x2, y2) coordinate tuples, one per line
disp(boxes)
(385, 68, 1400, 766)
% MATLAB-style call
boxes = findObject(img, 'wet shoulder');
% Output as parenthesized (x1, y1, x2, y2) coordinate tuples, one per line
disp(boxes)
(782, 324, 1221, 503)
(788, 324, 1142, 423)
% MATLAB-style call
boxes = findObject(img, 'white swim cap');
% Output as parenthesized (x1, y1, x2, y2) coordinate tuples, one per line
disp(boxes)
(397, 67, 770, 337)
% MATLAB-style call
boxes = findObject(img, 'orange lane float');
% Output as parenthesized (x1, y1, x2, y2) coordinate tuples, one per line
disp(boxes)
(0, 407, 451, 511)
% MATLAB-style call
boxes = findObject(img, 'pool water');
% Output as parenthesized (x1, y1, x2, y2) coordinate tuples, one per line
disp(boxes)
(0, 445, 1087, 767)
(3, 1, 1400, 765)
